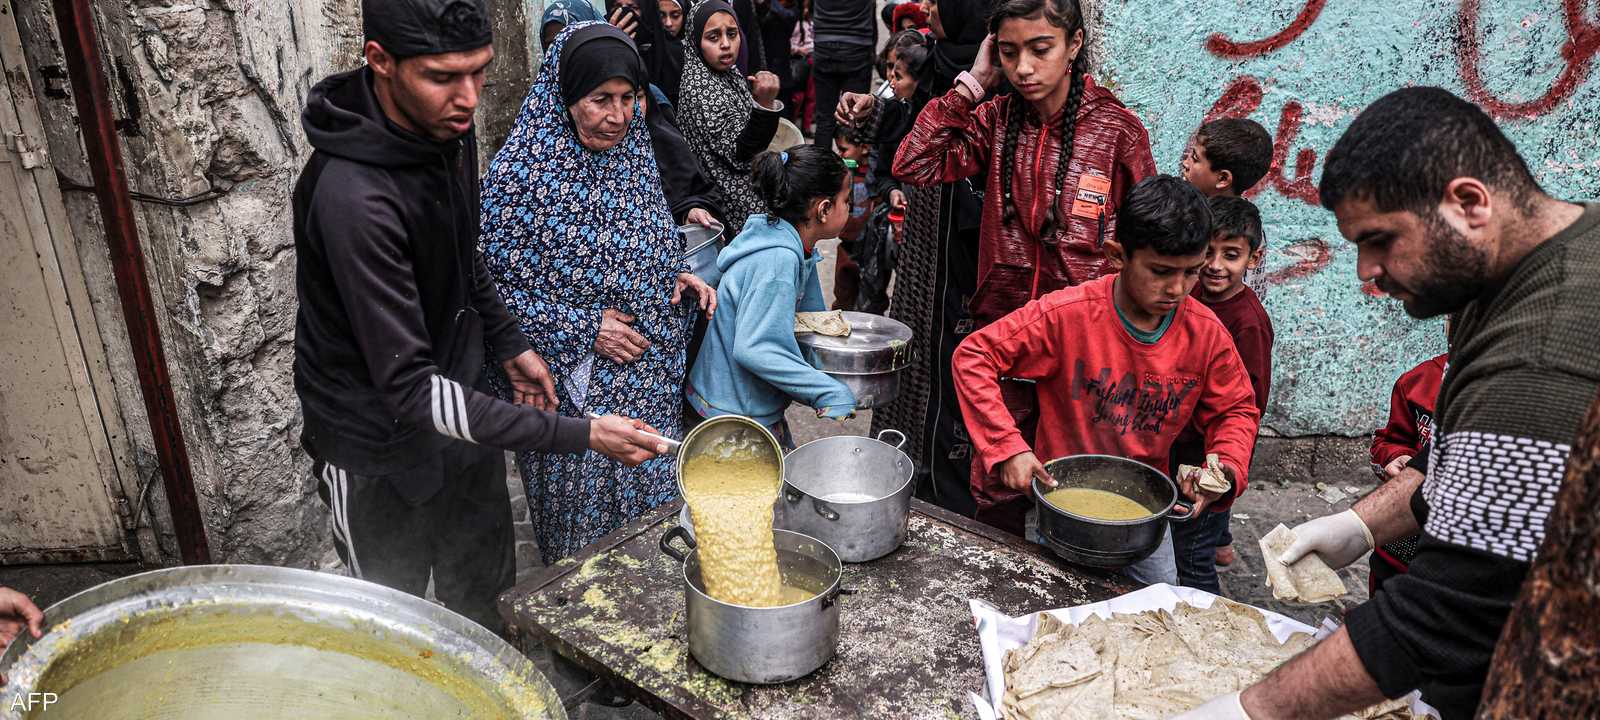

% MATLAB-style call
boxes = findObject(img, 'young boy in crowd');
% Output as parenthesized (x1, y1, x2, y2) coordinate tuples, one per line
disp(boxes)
(1175, 116, 1274, 572)
(953, 176, 1262, 585)
(1180, 117, 1273, 199)
(830, 124, 872, 310)
(1167, 196, 1275, 592)
(1367, 345, 1448, 594)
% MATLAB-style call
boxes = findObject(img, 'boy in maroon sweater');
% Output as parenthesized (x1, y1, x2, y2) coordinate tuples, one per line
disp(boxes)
(1168, 195, 1274, 593)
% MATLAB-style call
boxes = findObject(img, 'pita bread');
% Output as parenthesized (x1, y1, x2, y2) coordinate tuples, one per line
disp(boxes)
(998, 599, 1415, 719)
(1260, 524, 1348, 603)
(794, 311, 851, 336)
(1178, 453, 1232, 495)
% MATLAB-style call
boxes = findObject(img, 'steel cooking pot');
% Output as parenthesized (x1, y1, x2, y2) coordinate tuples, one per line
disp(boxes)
(681, 223, 726, 288)
(779, 429, 913, 562)
(0, 565, 564, 720)
(675, 414, 784, 499)
(660, 526, 842, 684)
(794, 311, 913, 409)
(1032, 454, 1194, 569)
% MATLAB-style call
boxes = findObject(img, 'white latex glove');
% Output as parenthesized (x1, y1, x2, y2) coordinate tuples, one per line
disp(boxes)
(1170, 692, 1251, 719)
(1279, 509, 1375, 570)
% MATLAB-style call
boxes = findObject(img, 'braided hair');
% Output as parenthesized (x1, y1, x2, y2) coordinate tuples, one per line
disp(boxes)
(989, 0, 1087, 242)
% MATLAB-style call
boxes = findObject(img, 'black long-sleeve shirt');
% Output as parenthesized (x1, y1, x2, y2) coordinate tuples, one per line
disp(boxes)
(1345, 203, 1600, 719)
(294, 67, 589, 477)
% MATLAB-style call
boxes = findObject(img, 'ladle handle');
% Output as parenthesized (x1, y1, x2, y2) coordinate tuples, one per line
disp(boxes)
(876, 428, 908, 450)
(660, 525, 697, 562)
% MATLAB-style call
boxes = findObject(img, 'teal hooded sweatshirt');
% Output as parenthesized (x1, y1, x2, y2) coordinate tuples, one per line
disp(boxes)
(686, 215, 856, 425)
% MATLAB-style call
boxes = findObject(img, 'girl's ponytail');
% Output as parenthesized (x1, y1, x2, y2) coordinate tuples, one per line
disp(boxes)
(751, 145, 847, 227)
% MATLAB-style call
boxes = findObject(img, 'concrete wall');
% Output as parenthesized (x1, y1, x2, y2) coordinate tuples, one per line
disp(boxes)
(15, 0, 533, 565)
(1094, 0, 1600, 436)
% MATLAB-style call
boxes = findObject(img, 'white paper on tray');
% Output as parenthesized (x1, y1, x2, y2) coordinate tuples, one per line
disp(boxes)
(967, 583, 1437, 720)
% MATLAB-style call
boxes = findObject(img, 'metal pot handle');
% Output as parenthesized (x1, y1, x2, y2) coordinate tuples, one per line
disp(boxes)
(813, 498, 840, 522)
(819, 585, 847, 610)
(785, 488, 804, 505)
(876, 428, 908, 450)
(660, 524, 697, 562)
(1166, 501, 1197, 523)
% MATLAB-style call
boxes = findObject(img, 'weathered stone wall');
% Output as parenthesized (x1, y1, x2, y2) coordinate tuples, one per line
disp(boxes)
(16, 0, 531, 565)
(1095, 0, 1600, 436)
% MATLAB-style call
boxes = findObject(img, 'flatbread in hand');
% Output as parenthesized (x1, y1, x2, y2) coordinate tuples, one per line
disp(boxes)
(794, 311, 851, 337)
(1261, 524, 1348, 603)
(1178, 453, 1231, 495)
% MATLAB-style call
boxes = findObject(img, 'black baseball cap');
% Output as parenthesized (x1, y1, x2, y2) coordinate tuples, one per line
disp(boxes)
(363, 0, 493, 58)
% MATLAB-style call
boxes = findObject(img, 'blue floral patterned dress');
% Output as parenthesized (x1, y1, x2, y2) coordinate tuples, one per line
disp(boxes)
(480, 22, 690, 564)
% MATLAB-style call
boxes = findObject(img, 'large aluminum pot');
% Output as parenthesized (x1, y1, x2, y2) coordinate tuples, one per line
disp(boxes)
(1033, 454, 1195, 569)
(780, 429, 913, 562)
(0, 565, 564, 720)
(794, 311, 913, 409)
(680, 223, 726, 288)
(660, 526, 842, 684)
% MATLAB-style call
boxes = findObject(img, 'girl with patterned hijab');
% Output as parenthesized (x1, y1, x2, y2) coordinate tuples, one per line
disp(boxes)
(676, 0, 785, 234)
(480, 22, 715, 562)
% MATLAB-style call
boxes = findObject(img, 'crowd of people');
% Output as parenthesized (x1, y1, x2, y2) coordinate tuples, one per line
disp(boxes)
(6, 0, 1594, 717)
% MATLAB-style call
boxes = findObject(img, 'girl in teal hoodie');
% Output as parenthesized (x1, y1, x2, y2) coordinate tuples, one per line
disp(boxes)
(686, 144, 858, 446)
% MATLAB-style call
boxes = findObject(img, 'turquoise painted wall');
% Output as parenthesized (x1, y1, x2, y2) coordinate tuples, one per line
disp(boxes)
(1098, 0, 1600, 436)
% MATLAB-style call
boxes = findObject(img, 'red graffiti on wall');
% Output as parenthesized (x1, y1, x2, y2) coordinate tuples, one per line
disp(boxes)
(1458, 0, 1600, 119)
(1195, 0, 1598, 290)
(1205, 0, 1328, 58)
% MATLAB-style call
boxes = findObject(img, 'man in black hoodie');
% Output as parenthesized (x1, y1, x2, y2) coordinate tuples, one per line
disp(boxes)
(294, 0, 665, 630)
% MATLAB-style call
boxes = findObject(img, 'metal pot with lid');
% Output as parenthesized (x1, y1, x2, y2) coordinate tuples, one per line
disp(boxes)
(0, 565, 565, 720)
(794, 311, 913, 409)
(1032, 454, 1195, 569)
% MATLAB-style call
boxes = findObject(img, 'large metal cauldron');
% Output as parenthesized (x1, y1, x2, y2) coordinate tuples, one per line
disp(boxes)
(794, 311, 913, 409)
(660, 526, 842, 684)
(0, 565, 564, 720)
(780, 429, 914, 562)
(1033, 455, 1194, 569)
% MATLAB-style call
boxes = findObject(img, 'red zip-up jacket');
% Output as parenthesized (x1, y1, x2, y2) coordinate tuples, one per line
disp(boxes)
(1370, 354, 1448, 478)
(952, 275, 1261, 515)
(892, 77, 1157, 326)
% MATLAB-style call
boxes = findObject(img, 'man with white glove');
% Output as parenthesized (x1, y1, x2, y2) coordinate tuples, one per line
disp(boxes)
(1175, 88, 1600, 720)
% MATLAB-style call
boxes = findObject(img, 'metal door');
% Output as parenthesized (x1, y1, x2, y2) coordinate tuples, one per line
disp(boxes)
(0, 6, 131, 564)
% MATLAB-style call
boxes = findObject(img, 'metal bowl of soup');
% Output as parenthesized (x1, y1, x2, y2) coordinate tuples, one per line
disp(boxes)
(1032, 454, 1194, 569)
(0, 565, 564, 720)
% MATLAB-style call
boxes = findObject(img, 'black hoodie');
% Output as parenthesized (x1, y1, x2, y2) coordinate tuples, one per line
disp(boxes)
(293, 67, 589, 485)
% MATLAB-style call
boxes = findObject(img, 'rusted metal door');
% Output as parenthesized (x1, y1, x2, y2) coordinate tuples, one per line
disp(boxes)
(0, 7, 131, 564)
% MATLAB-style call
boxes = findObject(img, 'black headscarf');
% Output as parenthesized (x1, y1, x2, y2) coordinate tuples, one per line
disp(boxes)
(557, 23, 649, 107)
(639, 0, 690, 103)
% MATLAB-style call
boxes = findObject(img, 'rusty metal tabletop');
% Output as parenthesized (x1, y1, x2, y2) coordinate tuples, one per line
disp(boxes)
(500, 499, 1135, 720)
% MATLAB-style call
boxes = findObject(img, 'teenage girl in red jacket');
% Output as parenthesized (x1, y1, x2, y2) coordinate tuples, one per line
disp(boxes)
(891, 0, 1157, 531)
(893, 0, 1156, 327)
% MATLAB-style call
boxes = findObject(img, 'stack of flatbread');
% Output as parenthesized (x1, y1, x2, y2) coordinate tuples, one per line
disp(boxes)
(1260, 524, 1348, 604)
(1000, 601, 1415, 719)
(794, 311, 851, 337)
(1176, 453, 1231, 495)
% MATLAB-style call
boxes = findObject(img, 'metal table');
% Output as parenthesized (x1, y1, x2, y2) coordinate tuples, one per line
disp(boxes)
(501, 499, 1134, 719)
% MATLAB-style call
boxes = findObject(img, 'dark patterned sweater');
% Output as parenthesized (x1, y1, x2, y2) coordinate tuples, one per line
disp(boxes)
(1346, 202, 1600, 719)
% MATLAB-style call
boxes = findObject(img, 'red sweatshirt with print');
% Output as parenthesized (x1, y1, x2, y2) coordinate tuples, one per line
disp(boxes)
(1370, 354, 1448, 477)
(892, 78, 1158, 326)
(952, 274, 1262, 517)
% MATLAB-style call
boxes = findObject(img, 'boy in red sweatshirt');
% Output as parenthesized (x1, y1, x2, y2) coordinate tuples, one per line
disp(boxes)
(953, 176, 1261, 585)
(1367, 350, 1447, 593)
(1168, 196, 1274, 593)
